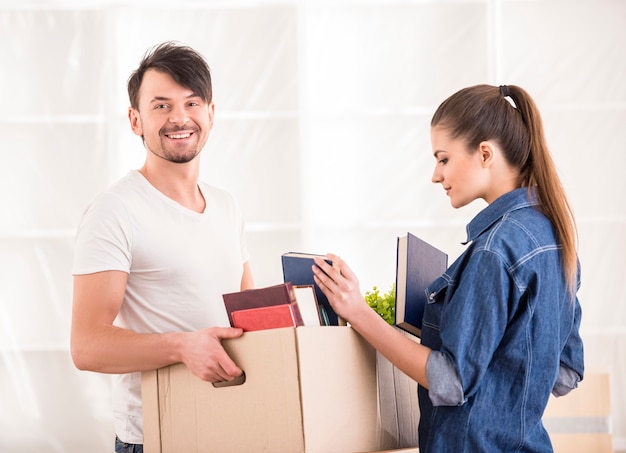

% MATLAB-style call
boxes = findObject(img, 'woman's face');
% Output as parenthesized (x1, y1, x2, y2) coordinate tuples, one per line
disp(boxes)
(430, 125, 490, 208)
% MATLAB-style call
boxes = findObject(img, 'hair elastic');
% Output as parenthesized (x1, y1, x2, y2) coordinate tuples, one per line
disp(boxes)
(500, 84, 519, 110)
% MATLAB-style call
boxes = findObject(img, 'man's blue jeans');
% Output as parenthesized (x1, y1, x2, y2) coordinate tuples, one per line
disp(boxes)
(115, 436, 143, 453)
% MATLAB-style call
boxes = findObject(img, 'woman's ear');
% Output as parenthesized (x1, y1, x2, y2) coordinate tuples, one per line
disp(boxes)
(478, 141, 496, 168)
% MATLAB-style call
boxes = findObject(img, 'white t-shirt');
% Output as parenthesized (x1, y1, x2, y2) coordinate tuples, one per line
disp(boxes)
(72, 170, 249, 444)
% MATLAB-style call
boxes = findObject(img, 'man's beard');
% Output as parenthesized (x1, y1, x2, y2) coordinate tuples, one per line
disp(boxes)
(149, 145, 200, 164)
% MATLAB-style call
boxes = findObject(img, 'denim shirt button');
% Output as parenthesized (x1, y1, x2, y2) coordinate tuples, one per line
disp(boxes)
(429, 292, 435, 301)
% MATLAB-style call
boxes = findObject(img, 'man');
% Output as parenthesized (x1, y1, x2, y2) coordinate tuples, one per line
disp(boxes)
(70, 42, 253, 452)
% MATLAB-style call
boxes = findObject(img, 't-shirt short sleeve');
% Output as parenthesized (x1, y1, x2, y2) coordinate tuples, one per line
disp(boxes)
(72, 192, 132, 275)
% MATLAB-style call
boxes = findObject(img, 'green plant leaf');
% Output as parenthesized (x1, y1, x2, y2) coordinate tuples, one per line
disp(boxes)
(365, 283, 396, 325)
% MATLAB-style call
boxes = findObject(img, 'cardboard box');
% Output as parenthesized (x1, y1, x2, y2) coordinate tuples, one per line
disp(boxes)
(544, 371, 613, 453)
(142, 326, 380, 453)
(376, 329, 421, 449)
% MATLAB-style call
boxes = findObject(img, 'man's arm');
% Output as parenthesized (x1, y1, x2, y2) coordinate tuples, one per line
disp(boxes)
(70, 270, 243, 382)
(240, 261, 254, 290)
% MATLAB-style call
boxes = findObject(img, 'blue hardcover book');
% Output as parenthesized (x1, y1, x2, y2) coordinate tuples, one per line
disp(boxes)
(395, 232, 448, 337)
(281, 252, 340, 326)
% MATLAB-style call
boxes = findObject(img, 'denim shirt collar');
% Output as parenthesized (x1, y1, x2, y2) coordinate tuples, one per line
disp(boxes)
(464, 187, 539, 244)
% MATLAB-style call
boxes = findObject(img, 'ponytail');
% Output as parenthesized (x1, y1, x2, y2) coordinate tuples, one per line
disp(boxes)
(507, 85, 578, 295)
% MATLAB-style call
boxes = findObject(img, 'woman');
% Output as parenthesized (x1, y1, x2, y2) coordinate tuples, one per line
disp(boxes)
(312, 84, 584, 452)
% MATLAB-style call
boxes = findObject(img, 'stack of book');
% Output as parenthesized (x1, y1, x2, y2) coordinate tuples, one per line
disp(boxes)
(223, 282, 322, 332)
(224, 234, 447, 335)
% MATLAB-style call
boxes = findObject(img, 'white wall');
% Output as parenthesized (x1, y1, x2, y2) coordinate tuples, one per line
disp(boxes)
(1, 0, 624, 451)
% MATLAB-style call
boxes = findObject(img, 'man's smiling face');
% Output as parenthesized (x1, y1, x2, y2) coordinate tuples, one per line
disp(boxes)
(128, 68, 214, 164)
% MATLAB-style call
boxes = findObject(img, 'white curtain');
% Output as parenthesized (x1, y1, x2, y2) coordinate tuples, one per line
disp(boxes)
(1, 0, 624, 451)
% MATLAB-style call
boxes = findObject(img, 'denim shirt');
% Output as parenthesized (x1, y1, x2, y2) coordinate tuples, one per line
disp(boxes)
(419, 188, 584, 453)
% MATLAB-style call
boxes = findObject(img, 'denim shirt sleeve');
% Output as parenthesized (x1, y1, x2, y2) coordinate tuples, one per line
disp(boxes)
(552, 282, 584, 396)
(552, 364, 581, 397)
(426, 249, 514, 406)
(426, 350, 465, 405)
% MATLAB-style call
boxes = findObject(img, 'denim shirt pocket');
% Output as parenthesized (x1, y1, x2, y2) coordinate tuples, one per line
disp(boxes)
(421, 275, 450, 343)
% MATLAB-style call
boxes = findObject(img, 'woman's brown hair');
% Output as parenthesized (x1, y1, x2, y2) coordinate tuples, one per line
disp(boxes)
(431, 84, 578, 295)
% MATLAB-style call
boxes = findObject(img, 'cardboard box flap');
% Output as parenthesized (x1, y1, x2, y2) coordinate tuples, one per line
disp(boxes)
(143, 327, 305, 453)
(296, 326, 378, 453)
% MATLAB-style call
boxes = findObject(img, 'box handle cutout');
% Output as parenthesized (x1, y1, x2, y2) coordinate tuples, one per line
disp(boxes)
(212, 372, 246, 388)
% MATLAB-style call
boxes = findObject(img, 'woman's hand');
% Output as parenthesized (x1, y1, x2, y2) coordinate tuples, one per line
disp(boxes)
(312, 253, 370, 325)
(313, 253, 431, 387)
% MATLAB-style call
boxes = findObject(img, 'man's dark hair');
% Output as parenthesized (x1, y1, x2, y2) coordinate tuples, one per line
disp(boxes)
(127, 41, 212, 110)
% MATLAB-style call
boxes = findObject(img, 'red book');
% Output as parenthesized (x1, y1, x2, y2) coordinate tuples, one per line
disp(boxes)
(222, 282, 304, 328)
(231, 304, 298, 332)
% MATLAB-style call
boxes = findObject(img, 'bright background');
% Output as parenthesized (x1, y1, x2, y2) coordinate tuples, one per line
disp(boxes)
(1, 0, 625, 451)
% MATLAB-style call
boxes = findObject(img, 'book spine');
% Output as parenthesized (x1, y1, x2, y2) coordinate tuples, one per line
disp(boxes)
(286, 283, 305, 327)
